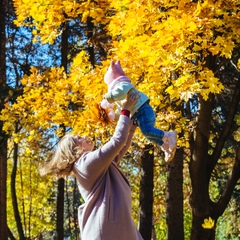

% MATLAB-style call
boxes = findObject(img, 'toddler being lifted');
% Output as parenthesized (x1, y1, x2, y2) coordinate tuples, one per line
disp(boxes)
(101, 60, 177, 162)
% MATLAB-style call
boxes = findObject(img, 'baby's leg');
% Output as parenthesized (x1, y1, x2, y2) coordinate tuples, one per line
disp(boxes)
(132, 103, 164, 146)
(132, 103, 177, 161)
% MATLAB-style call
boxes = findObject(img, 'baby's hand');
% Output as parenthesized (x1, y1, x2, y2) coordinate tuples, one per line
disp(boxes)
(100, 99, 115, 121)
(100, 99, 114, 109)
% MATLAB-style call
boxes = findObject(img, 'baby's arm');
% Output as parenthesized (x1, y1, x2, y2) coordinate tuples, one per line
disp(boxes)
(105, 82, 134, 103)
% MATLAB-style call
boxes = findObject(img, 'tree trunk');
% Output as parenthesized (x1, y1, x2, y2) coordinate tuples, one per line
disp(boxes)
(87, 17, 95, 67)
(56, 178, 65, 240)
(61, 22, 69, 72)
(190, 96, 215, 240)
(7, 226, 16, 240)
(166, 147, 184, 240)
(0, 127, 8, 240)
(11, 140, 25, 239)
(65, 180, 71, 235)
(73, 178, 80, 239)
(56, 22, 69, 240)
(0, 0, 7, 239)
(0, 0, 6, 82)
(190, 52, 240, 239)
(139, 144, 154, 240)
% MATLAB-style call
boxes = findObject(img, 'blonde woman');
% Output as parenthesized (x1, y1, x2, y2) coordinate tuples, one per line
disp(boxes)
(40, 92, 143, 240)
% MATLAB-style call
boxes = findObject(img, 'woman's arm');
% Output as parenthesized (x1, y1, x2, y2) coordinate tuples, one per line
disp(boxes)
(113, 124, 136, 164)
(74, 92, 139, 187)
(98, 91, 139, 165)
(74, 115, 132, 182)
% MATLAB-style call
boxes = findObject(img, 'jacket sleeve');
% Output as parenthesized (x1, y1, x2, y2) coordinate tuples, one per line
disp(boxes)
(104, 82, 134, 103)
(73, 115, 133, 188)
(113, 124, 136, 164)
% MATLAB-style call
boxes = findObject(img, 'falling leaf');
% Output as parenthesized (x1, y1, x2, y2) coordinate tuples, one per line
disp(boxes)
(202, 217, 215, 229)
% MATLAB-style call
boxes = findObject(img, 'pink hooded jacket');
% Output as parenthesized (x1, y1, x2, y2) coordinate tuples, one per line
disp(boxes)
(73, 115, 143, 240)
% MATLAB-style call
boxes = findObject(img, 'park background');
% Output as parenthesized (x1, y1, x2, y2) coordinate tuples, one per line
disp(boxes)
(0, 0, 240, 239)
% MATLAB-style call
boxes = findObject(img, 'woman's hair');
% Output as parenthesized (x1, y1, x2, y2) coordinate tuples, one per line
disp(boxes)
(40, 134, 85, 179)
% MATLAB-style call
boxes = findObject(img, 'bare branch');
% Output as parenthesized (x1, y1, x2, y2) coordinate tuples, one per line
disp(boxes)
(230, 60, 240, 73)
(208, 79, 240, 176)
(213, 145, 240, 218)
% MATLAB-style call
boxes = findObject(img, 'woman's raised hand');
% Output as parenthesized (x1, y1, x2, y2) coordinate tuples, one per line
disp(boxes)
(122, 91, 140, 111)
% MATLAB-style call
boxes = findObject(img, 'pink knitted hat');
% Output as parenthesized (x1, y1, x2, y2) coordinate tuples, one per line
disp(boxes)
(104, 60, 127, 85)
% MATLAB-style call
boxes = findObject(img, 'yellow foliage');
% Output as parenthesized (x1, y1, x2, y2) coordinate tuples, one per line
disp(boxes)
(1, 50, 113, 141)
(233, 130, 240, 142)
(13, 0, 110, 43)
(166, 68, 223, 102)
(5, 1, 240, 238)
(7, 138, 56, 235)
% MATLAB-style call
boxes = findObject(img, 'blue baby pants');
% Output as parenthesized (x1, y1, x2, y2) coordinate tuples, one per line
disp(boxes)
(131, 102, 164, 146)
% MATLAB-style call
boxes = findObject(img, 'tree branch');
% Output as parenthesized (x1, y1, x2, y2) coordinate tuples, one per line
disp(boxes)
(209, 79, 240, 177)
(213, 145, 240, 218)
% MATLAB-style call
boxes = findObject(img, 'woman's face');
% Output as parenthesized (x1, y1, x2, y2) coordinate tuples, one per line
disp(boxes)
(73, 136, 94, 151)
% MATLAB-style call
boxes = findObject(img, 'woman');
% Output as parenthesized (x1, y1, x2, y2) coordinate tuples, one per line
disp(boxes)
(40, 92, 143, 240)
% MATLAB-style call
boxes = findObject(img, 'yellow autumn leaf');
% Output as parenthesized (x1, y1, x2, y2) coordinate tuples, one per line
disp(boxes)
(234, 114, 240, 125)
(214, 36, 224, 45)
(13, 135, 20, 143)
(22, 0, 31, 4)
(193, 2, 202, 16)
(238, 59, 240, 70)
(25, 148, 31, 156)
(213, 18, 223, 27)
(209, 44, 221, 56)
(82, 11, 89, 23)
(233, 130, 240, 142)
(223, 41, 235, 59)
(202, 217, 215, 229)
(188, 21, 197, 32)
(202, 0, 209, 8)
(180, 91, 194, 102)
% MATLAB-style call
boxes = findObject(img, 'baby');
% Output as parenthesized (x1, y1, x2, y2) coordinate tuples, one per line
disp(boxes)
(101, 60, 177, 162)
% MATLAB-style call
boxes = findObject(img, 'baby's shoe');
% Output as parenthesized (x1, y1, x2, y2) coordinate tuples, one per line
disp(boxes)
(160, 131, 177, 162)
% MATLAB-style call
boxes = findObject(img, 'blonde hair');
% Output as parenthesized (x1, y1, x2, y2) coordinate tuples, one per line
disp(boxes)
(40, 134, 85, 179)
